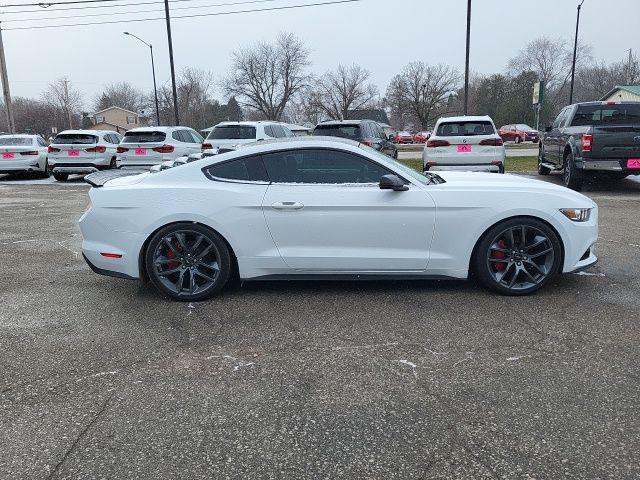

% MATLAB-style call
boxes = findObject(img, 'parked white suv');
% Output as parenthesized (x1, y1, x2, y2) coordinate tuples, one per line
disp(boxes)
(201, 121, 294, 151)
(116, 126, 204, 169)
(0, 134, 49, 178)
(422, 116, 505, 173)
(48, 130, 122, 181)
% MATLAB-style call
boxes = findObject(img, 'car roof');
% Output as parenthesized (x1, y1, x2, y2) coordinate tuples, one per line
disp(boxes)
(56, 129, 112, 135)
(316, 120, 365, 126)
(0, 133, 39, 138)
(437, 115, 494, 123)
(124, 126, 191, 133)
(214, 121, 280, 127)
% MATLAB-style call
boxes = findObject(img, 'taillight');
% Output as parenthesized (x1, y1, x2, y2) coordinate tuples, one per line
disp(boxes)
(100, 252, 122, 259)
(152, 145, 175, 153)
(48, 146, 60, 153)
(479, 138, 504, 146)
(20, 151, 39, 156)
(426, 139, 450, 147)
(581, 134, 593, 152)
(360, 139, 373, 147)
(116, 146, 129, 153)
(85, 146, 107, 153)
(201, 143, 213, 151)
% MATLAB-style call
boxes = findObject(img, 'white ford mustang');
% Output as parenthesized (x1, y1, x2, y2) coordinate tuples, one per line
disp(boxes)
(79, 137, 598, 301)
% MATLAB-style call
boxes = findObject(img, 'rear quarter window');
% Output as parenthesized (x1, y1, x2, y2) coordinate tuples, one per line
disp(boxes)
(204, 155, 269, 183)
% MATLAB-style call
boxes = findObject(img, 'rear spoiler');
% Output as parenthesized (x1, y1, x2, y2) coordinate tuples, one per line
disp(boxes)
(84, 169, 146, 187)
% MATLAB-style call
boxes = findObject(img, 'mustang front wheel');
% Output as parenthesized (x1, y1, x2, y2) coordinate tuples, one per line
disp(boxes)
(145, 223, 231, 301)
(474, 218, 562, 295)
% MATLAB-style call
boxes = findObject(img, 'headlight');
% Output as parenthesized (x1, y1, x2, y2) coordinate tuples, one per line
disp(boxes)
(560, 208, 591, 222)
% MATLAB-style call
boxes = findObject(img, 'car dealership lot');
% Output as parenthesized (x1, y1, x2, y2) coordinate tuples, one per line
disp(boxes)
(1, 178, 639, 479)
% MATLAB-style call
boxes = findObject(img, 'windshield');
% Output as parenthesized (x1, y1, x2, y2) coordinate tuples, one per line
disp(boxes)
(516, 124, 534, 131)
(207, 125, 256, 140)
(571, 104, 640, 126)
(53, 134, 97, 145)
(437, 121, 495, 136)
(313, 124, 362, 140)
(359, 144, 441, 186)
(0, 137, 33, 146)
(122, 131, 166, 143)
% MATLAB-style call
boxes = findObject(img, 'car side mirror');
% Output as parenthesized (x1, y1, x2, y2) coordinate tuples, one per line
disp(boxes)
(387, 134, 394, 141)
(545, 126, 552, 132)
(379, 174, 408, 191)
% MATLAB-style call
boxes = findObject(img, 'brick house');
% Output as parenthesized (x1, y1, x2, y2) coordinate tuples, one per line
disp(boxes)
(88, 106, 140, 134)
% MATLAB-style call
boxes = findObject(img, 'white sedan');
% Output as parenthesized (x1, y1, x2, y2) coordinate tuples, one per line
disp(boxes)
(0, 134, 49, 177)
(79, 137, 598, 301)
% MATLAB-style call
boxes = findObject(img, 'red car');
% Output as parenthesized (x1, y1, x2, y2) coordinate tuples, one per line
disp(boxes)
(413, 131, 431, 143)
(498, 124, 540, 143)
(394, 131, 414, 144)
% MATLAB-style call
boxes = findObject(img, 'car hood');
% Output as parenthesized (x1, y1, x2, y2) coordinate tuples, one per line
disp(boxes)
(433, 171, 596, 207)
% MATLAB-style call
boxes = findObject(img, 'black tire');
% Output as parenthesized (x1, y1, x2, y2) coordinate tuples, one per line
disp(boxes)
(473, 217, 562, 296)
(53, 172, 68, 182)
(109, 157, 116, 169)
(393, 149, 398, 160)
(515, 135, 522, 144)
(538, 146, 550, 175)
(144, 222, 231, 301)
(497, 164, 505, 174)
(563, 150, 583, 191)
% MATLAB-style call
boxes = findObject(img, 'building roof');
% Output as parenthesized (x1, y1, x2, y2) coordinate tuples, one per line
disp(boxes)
(600, 85, 640, 100)
(93, 106, 140, 116)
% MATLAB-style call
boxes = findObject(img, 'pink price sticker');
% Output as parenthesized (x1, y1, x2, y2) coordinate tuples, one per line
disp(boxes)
(627, 159, 640, 169)
(134, 148, 147, 156)
(68, 150, 80, 157)
(457, 145, 472, 153)
(2, 152, 14, 159)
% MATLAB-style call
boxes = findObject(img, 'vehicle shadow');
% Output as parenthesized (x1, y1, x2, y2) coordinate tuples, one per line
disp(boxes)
(521, 171, 640, 194)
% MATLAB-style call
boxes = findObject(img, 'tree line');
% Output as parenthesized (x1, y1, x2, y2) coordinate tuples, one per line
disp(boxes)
(0, 32, 637, 136)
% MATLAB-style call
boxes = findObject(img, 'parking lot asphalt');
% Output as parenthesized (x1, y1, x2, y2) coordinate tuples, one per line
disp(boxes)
(1, 174, 639, 479)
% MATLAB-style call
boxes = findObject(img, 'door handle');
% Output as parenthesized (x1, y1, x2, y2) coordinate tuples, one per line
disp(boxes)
(271, 201, 304, 210)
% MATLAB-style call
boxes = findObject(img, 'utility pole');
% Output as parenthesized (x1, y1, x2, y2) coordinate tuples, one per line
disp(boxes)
(0, 23, 15, 133)
(569, 0, 585, 105)
(463, 0, 471, 116)
(63, 78, 73, 129)
(626, 48, 633, 84)
(123, 32, 161, 126)
(163, 0, 179, 125)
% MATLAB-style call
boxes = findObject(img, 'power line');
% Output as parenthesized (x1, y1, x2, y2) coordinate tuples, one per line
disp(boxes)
(2, 0, 279, 21)
(1, 0, 131, 8)
(2, 0, 361, 30)
(0, 0, 276, 15)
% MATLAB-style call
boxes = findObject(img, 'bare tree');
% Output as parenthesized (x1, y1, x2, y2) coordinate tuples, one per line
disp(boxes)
(576, 52, 640, 101)
(222, 32, 310, 121)
(94, 82, 145, 113)
(385, 62, 459, 130)
(43, 77, 83, 129)
(308, 64, 378, 120)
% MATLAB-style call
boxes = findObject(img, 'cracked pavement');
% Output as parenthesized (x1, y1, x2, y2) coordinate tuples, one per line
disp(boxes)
(0, 174, 639, 479)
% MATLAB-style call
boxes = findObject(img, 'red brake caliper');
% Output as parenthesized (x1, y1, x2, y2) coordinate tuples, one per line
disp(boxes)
(491, 239, 508, 271)
(165, 240, 182, 270)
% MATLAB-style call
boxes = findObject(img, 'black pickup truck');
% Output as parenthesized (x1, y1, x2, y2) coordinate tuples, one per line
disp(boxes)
(538, 101, 640, 190)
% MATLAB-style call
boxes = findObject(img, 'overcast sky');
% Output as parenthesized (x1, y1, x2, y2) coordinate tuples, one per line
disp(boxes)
(2, 0, 637, 109)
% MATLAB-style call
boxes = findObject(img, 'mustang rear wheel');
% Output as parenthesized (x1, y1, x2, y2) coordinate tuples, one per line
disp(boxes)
(145, 223, 231, 301)
(473, 218, 562, 295)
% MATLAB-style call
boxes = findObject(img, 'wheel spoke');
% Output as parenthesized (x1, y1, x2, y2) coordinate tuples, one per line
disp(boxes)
(198, 260, 219, 271)
(525, 237, 547, 252)
(163, 237, 180, 256)
(507, 228, 515, 248)
(158, 266, 182, 277)
(175, 233, 188, 251)
(507, 267, 520, 288)
(521, 266, 538, 284)
(496, 262, 515, 284)
(194, 268, 216, 282)
(524, 260, 545, 276)
(520, 226, 527, 247)
(190, 234, 204, 254)
(154, 257, 173, 266)
(530, 247, 553, 259)
(196, 243, 213, 259)
(188, 269, 196, 294)
(176, 269, 186, 292)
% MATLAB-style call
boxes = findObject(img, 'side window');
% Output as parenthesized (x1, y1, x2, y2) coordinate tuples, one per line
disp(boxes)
(204, 155, 269, 183)
(37, 137, 47, 147)
(189, 131, 203, 143)
(272, 125, 286, 138)
(264, 125, 274, 137)
(281, 125, 295, 137)
(172, 130, 183, 142)
(262, 149, 391, 184)
(559, 108, 573, 128)
(553, 109, 566, 129)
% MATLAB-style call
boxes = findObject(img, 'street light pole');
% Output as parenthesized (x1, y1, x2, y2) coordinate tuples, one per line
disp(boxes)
(0, 23, 16, 133)
(463, 0, 471, 116)
(163, 0, 179, 125)
(569, 0, 585, 104)
(124, 32, 161, 126)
